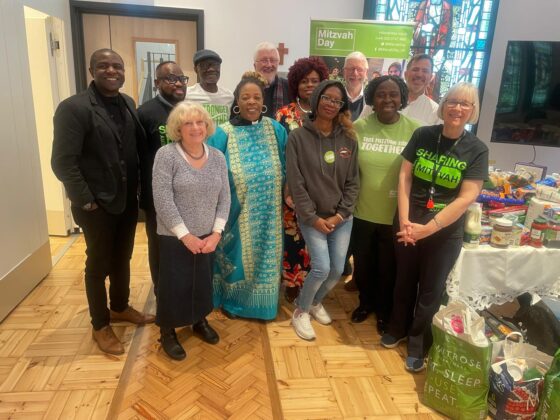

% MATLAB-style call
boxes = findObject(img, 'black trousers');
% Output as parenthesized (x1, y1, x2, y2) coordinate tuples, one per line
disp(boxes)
(351, 217, 396, 322)
(144, 206, 160, 296)
(388, 227, 462, 359)
(72, 202, 138, 330)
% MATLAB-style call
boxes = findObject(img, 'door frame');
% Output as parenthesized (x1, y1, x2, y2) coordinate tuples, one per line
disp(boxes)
(69, 0, 204, 93)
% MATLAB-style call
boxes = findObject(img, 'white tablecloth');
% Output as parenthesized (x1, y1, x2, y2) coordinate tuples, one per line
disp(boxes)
(446, 245, 560, 310)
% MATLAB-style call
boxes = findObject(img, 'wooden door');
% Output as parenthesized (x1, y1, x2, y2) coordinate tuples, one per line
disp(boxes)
(82, 14, 197, 105)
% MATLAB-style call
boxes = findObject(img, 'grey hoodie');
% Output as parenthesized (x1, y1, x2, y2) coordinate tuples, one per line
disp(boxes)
(286, 82, 359, 226)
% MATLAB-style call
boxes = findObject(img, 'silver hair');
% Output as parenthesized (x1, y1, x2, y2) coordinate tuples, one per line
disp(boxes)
(344, 51, 369, 69)
(254, 41, 279, 61)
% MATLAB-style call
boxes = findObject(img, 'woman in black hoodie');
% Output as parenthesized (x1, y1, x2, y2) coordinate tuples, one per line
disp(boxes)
(286, 80, 360, 340)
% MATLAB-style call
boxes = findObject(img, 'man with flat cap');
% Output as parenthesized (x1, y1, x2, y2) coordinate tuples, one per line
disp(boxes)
(51, 48, 155, 355)
(187, 49, 233, 125)
(137, 60, 187, 296)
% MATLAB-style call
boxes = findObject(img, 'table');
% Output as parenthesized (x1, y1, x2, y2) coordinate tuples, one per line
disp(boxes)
(446, 245, 560, 310)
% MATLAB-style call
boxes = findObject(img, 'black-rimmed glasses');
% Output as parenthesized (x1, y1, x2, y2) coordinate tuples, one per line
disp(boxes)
(160, 74, 189, 85)
(320, 95, 345, 108)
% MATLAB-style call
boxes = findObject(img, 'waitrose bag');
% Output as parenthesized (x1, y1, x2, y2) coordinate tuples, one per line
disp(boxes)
(423, 300, 491, 420)
(537, 348, 560, 419)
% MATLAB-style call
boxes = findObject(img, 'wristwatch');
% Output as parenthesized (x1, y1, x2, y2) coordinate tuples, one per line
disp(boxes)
(82, 202, 95, 211)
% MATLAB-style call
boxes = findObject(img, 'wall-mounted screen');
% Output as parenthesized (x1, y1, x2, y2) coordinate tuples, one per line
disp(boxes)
(491, 41, 560, 148)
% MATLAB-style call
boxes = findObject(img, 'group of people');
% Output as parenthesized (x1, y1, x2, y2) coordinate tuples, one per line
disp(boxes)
(51, 43, 488, 373)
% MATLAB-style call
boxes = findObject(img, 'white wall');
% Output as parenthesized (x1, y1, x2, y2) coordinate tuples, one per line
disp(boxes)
(75, 0, 365, 91)
(478, 0, 560, 174)
(0, 0, 76, 318)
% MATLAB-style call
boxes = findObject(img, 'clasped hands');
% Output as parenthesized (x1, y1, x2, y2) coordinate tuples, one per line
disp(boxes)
(180, 232, 221, 254)
(313, 214, 343, 234)
(397, 220, 434, 245)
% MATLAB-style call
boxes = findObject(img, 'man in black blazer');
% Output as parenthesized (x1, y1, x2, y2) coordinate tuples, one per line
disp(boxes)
(52, 49, 154, 355)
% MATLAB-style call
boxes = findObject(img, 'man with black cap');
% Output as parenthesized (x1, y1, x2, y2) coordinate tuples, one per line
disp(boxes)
(187, 49, 233, 125)
(137, 61, 187, 295)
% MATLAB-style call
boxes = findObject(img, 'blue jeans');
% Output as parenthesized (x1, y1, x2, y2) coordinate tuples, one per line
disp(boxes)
(297, 217, 353, 312)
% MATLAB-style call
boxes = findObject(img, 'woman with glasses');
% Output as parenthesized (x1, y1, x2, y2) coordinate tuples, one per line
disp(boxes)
(381, 82, 488, 373)
(275, 57, 329, 303)
(152, 102, 230, 360)
(286, 80, 359, 340)
(208, 71, 287, 320)
(350, 76, 421, 335)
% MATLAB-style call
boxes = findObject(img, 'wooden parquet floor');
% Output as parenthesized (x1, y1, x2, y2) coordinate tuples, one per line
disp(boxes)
(0, 226, 446, 419)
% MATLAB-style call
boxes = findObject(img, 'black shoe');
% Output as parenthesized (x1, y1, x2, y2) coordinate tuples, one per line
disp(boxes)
(193, 319, 220, 344)
(351, 307, 371, 323)
(160, 329, 186, 360)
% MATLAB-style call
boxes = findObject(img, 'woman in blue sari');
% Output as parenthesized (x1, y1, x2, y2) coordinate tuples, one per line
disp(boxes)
(208, 71, 287, 320)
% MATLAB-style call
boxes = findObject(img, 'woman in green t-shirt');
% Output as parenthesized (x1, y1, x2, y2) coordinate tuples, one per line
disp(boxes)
(350, 76, 421, 334)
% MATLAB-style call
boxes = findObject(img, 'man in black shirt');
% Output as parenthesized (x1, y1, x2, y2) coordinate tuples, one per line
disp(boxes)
(137, 61, 187, 295)
(51, 49, 155, 355)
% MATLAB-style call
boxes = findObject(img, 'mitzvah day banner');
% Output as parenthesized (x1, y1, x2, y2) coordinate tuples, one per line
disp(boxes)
(309, 19, 415, 80)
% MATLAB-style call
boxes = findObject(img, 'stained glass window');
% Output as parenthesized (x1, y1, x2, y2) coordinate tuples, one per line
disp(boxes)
(532, 41, 552, 108)
(496, 42, 521, 114)
(374, 0, 498, 102)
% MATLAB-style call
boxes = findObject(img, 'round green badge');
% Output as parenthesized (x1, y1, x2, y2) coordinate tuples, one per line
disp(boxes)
(324, 150, 335, 163)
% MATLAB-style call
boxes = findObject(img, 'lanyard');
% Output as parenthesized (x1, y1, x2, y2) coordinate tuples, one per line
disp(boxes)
(426, 130, 465, 209)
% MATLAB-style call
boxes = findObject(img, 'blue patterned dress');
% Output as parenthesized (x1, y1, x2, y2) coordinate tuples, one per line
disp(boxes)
(207, 117, 287, 320)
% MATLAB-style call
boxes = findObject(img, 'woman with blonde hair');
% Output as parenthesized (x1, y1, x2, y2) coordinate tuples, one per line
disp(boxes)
(208, 71, 287, 320)
(381, 82, 488, 372)
(287, 80, 360, 340)
(152, 102, 230, 360)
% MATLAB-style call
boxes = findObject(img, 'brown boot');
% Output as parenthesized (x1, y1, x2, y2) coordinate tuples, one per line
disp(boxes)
(92, 326, 125, 355)
(110, 306, 155, 325)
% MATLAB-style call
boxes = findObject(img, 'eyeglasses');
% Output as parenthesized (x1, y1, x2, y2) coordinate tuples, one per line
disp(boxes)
(445, 99, 474, 110)
(320, 95, 345, 108)
(160, 74, 189, 85)
(255, 58, 279, 65)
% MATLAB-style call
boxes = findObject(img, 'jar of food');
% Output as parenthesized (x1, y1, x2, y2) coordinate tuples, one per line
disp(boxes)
(544, 220, 560, 247)
(480, 225, 493, 245)
(529, 217, 548, 248)
(509, 223, 524, 247)
(489, 213, 504, 226)
(545, 220, 560, 239)
(491, 218, 513, 248)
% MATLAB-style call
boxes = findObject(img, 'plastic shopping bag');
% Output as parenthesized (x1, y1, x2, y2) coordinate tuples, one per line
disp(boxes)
(537, 348, 560, 419)
(423, 300, 492, 420)
(488, 332, 551, 419)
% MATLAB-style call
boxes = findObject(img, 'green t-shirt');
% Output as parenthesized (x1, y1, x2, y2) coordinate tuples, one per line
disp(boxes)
(353, 113, 422, 224)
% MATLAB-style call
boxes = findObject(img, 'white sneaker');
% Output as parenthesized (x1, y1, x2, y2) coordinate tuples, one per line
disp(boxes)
(292, 310, 316, 340)
(309, 303, 332, 325)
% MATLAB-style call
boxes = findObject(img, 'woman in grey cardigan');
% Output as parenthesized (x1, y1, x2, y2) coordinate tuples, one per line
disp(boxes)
(152, 102, 230, 360)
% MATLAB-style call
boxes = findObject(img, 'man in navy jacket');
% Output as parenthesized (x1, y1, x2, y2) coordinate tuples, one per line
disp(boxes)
(52, 49, 154, 355)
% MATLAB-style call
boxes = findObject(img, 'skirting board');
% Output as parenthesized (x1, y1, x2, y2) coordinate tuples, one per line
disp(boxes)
(0, 241, 52, 321)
